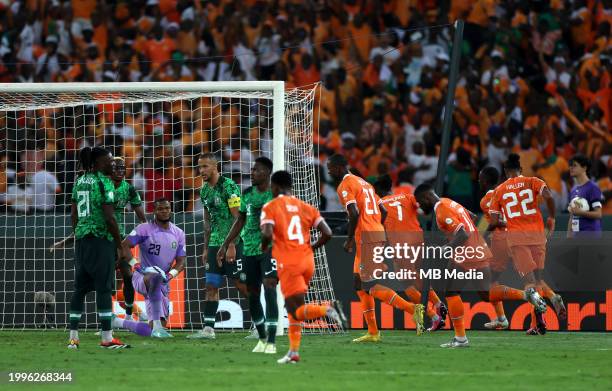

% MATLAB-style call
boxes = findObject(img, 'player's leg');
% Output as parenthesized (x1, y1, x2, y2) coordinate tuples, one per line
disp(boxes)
(510, 245, 548, 334)
(485, 239, 510, 329)
(143, 271, 173, 338)
(117, 259, 135, 320)
(352, 245, 380, 342)
(440, 292, 469, 348)
(368, 283, 425, 335)
(244, 255, 267, 351)
(262, 254, 279, 348)
(278, 261, 346, 364)
(532, 245, 566, 319)
(112, 270, 153, 337)
(67, 239, 93, 349)
(404, 285, 447, 331)
(92, 238, 130, 348)
(189, 246, 223, 339)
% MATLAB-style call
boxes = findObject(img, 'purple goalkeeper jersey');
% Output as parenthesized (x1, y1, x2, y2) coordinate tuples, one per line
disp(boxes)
(127, 222, 187, 272)
(569, 180, 603, 233)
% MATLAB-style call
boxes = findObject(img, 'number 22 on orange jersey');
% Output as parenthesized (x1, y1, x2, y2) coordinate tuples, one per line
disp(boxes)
(502, 189, 536, 218)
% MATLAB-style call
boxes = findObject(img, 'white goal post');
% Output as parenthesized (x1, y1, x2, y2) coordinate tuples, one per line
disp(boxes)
(0, 81, 341, 334)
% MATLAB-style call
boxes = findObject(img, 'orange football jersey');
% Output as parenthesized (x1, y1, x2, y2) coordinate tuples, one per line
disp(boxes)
(336, 173, 384, 240)
(260, 195, 322, 265)
(480, 190, 507, 231)
(379, 193, 423, 247)
(489, 176, 546, 233)
(435, 198, 492, 266)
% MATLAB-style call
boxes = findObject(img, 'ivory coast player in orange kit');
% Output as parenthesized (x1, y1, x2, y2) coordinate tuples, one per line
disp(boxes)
(374, 174, 448, 331)
(488, 154, 565, 335)
(327, 155, 425, 341)
(260, 171, 347, 364)
(414, 183, 547, 347)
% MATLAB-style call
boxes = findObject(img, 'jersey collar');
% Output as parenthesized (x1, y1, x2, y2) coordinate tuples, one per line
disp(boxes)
(434, 200, 442, 212)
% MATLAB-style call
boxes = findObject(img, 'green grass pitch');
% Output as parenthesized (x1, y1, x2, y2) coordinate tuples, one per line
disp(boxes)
(1, 330, 611, 391)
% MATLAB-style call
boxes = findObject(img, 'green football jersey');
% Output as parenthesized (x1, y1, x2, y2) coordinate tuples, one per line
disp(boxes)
(200, 176, 241, 246)
(239, 186, 272, 256)
(113, 180, 142, 236)
(71, 172, 116, 242)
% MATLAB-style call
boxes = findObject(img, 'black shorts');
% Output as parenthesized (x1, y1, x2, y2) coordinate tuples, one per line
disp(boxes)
(74, 237, 116, 294)
(206, 243, 243, 281)
(243, 253, 278, 286)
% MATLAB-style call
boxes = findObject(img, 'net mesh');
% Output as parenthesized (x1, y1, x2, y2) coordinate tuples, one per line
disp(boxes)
(0, 83, 340, 333)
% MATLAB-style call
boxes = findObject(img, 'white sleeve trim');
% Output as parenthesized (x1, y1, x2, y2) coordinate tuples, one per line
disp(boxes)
(344, 200, 357, 208)
(453, 223, 465, 234)
(592, 202, 602, 208)
(260, 219, 275, 226)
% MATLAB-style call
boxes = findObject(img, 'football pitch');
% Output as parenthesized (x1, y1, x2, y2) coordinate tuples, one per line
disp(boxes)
(1, 330, 611, 391)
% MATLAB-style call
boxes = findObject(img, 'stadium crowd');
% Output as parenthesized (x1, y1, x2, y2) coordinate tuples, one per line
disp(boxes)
(0, 0, 610, 214)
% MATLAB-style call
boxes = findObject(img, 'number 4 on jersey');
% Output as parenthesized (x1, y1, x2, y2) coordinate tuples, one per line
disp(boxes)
(288, 215, 305, 244)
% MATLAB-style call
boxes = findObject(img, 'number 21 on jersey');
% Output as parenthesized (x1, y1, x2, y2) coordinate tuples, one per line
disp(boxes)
(363, 188, 379, 215)
(503, 189, 536, 218)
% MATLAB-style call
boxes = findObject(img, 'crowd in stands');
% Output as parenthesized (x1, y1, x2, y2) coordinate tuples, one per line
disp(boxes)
(0, 0, 610, 214)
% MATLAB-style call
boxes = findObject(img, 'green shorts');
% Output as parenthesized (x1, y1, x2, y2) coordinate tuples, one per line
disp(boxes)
(243, 253, 278, 286)
(206, 243, 243, 281)
(74, 237, 116, 294)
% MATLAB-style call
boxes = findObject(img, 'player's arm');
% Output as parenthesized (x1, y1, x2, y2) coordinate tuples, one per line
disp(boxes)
(312, 218, 332, 250)
(568, 188, 603, 220)
(380, 203, 387, 225)
(345, 203, 359, 253)
(167, 231, 187, 280)
(201, 208, 211, 265)
(540, 186, 556, 235)
(103, 203, 122, 248)
(129, 185, 147, 224)
(53, 202, 79, 252)
(447, 226, 470, 248)
(218, 211, 246, 264)
(223, 205, 241, 263)
(261, 223, 273, 253)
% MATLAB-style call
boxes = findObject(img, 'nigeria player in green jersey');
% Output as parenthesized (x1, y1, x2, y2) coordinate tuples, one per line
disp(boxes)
(188, 152, 248, 339)
(217, 157, 278, 353)
(67, 147, 129, 349)
(111, 157, 146, 320)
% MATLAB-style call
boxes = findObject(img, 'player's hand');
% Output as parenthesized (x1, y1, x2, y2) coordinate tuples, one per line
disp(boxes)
(343, 237, 355, 253)
(567, 206, 584, 217)
(225, 243, 236, 265)
(546, 217, 555, 238)
(216, 245, 227, 265)
(48, 240, 65, 253)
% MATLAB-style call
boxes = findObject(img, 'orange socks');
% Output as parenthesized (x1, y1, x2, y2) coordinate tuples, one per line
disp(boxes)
(489, 285, 525, 302)
(446, 295, 466, 338)
(404, 287, 421, 303)
(539, 281, 556, 300)
(295, 304, 329, 321)
(288, 314, 302, 352)
(428, 289, 441, 305)
(494, 301, 506, 319)
(370, 286, 415, 314)
(404, 287, 440, 318)
(357, 290, 378, 335)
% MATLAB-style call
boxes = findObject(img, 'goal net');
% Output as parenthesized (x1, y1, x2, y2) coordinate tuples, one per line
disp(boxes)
(0, 81, 340, 334)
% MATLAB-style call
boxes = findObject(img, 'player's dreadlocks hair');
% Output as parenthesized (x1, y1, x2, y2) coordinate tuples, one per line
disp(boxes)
(503, 153, 522, 171)
(480, 166, 500, 186)
(413, 182, 434, 198)
(78, 146, 110, 172)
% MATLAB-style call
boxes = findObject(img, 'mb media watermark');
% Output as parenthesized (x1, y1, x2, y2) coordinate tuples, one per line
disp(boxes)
(372, 267, 485, 281)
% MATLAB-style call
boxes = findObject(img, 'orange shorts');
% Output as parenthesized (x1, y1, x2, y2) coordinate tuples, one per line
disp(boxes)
(355, 240, 387, 281)
(277, 257, 314, 298)
(490, 234, 512, 273)
(509, 244, 546, 276)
